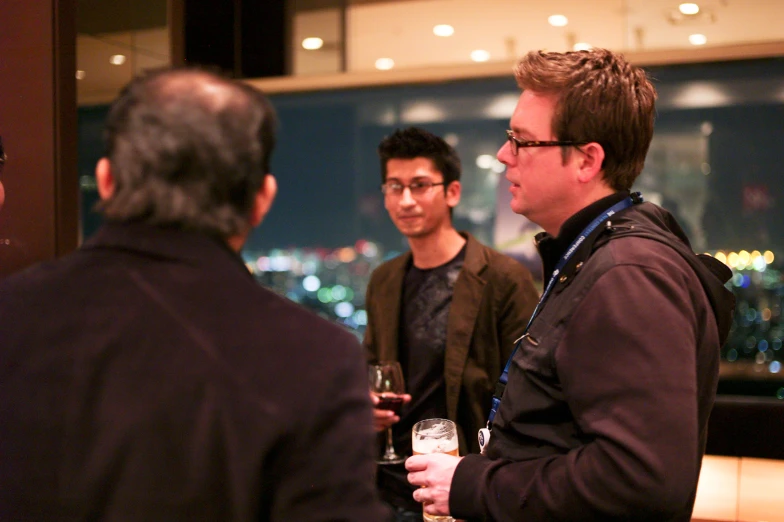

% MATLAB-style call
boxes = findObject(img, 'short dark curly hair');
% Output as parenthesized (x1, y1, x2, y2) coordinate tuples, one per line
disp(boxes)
(377, 127, 461, 187)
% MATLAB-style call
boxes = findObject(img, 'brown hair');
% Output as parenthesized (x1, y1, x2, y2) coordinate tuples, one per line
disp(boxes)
(514, 48, 656, 191)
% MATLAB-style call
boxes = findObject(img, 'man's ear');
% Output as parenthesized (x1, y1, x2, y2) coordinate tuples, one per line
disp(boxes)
(575, 142, 605, 184)
(249, 174, 278, 227)
(445, 180, 461, 209)
(95, 158, 115, 200)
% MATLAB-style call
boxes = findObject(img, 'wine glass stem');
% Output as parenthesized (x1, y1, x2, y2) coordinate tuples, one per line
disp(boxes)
(385, 428, 396, 457)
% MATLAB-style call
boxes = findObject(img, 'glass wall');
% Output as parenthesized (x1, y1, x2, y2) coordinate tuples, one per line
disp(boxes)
(76, 0, 169, 105)
(75, 0, 170, 238)
(78, 57, 784, 397)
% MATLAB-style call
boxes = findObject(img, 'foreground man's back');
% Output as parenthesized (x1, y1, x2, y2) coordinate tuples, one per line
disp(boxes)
(0, 68, 389, 521)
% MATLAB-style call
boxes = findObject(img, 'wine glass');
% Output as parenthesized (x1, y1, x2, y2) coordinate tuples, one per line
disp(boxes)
(368, 361, 406, 465)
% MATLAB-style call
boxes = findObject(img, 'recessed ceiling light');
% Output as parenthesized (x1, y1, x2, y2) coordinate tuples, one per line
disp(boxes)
(301, 37, 323, 50)
(433, 24, 454, 37)
(679, 3, 700, 15)
(573, 43, 592, 51)
(548, 14, 568, 27)
(471, 50, 490, 62)
(375, 58, 395, 70)
(109, 54, 126, 65)
(689, 33, 707, 45)
(75, 70, 86, 80)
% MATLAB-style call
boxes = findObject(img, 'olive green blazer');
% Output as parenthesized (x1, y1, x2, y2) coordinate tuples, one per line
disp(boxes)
(363, 232, 539, 453)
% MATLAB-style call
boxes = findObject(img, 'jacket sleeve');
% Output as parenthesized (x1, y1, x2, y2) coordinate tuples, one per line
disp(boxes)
(496, 262, 539, 363)
(451, 262, 709, 521)
(271, 335, 392, 521)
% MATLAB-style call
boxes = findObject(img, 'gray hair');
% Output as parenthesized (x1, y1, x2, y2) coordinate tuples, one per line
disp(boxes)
(99, 68, 277, 237)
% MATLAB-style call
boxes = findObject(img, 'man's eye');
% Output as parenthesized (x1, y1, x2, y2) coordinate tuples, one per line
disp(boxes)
(390, 184, 404, 192)
(410, 182, 426, 190)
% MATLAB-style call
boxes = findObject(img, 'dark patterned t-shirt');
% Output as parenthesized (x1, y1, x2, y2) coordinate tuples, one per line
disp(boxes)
(377, 244, 466, 511)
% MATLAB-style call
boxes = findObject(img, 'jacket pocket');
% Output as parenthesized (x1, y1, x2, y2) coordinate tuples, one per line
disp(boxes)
(512, 315, 558, 378)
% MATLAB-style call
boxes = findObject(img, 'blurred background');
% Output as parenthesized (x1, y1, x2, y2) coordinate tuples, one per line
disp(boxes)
(71, 0, 784, 400)
(1, 2, 782, 519)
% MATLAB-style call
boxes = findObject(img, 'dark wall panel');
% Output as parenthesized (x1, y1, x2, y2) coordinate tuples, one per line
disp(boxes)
(0, 0, 78, 277)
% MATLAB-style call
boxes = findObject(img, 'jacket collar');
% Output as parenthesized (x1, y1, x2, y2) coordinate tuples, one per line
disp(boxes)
(83, 222, 252, 278)
(536, 191, 630, 282)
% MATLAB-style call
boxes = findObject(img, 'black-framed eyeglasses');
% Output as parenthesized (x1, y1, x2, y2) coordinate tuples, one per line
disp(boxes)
(506, 130, 588, 156)
(381, 180, 445, 197)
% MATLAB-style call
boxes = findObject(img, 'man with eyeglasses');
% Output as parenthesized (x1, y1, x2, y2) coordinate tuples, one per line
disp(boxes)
(406, 49, 735, 521)
(364, 126, 538, 521)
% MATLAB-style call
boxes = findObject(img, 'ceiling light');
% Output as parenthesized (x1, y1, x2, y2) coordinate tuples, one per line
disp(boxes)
(679, 3, 700, 15)
(548, 14, 568, 27)
(573, 43, 592, 51)
(301, 37, 323, 50)
(109, 54, 126, 65)
(471, 50, 490, 62)
(689, 33, 707, 45)
(75, 70, 86, 80)
(375, 58, 395, 70)
(433, 24, 454, 37)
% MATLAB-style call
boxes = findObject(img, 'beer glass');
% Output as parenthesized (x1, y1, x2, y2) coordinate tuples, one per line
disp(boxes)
(368, 361, 406, 465)
(412, 418, 458, 522)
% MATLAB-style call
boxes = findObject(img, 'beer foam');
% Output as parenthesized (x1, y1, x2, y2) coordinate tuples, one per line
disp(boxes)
(415, 421, 452, 438)
(412, 421, 458, 454)
(412, 437, 458, 455)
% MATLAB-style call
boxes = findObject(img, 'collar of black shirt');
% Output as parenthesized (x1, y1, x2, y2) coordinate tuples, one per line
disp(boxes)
(536, 191, 630, 282)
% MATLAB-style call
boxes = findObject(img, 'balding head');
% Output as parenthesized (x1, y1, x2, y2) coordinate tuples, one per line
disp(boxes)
(99, 68, 277, 237)
(141, 70, 255, 123)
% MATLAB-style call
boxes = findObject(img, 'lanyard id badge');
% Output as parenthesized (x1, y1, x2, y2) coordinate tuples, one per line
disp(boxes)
(480, 194, 640, 450)
(478, 426, 491, 454)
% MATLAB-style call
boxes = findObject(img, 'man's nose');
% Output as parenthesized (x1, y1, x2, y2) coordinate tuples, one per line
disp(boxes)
(399, 187, 416, 206)
(497, 140, 514, 166)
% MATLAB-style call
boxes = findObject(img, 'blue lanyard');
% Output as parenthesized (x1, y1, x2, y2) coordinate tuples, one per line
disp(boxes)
(487, 196, 638, 426)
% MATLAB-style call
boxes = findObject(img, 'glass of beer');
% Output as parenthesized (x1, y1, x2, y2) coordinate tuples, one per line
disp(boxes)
(412, 418, 458, 522)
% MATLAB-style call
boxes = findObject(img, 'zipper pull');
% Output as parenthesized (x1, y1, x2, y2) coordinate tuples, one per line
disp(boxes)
(605, 220, 635, 232)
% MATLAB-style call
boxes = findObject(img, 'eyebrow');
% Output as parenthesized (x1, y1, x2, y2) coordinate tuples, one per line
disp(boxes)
(386, 175, 439, 182)
(509, 126, 536, 139)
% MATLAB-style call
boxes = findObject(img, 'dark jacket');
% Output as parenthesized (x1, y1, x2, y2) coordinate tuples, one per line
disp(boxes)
(0, 236, 32, 279)
(0, 223, 390, 522)
(450, 198, 735, 522)
(363, 232, 539, 454)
